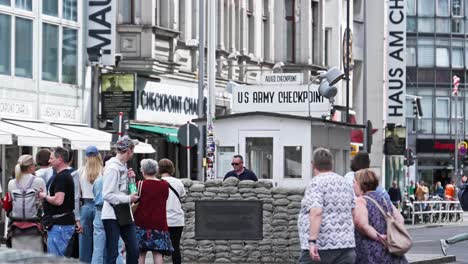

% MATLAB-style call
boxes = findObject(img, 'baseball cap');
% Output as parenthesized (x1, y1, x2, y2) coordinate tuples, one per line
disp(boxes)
(85, 146, 99, 157)
(116, 135, 139, 152)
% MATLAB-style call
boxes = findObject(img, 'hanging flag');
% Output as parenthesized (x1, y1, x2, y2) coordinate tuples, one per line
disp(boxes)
(453, 75, 460, 96)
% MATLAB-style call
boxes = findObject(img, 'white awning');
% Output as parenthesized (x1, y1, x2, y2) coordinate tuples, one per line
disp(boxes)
(134, 141, 156, 154)
(52, 123, 113, 143)
(0, 130, 12, 145)
(0, 121, 62, 147)
(5, 120, 111, 150)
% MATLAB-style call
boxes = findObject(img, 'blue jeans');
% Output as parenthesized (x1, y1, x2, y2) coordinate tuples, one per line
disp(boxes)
(47, 225, 75, 256)
(92, 209, 124, 264)
(80, 201, 95, 263)
(103, 219, 138, 264)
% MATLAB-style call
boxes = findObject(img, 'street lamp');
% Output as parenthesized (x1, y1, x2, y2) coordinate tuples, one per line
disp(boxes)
(307, 67, 345, 118)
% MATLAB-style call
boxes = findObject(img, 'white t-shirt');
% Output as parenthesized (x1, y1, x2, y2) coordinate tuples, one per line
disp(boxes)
(79, 167, 96, 199)
(162, 176, 186, 227)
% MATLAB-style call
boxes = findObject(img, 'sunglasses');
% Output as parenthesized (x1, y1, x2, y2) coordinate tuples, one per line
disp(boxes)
(231, 163, 240, 166)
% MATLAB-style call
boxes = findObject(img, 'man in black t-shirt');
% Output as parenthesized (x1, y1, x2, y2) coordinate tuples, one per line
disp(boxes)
(224, 155, 258, 181)
(38, 147, 76, 257)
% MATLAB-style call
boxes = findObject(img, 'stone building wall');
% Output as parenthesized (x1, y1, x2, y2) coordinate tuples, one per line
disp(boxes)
(179, 177, 306, 264)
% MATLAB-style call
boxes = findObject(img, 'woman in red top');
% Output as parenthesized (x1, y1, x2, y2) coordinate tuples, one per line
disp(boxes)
(134, 159, 173, 264)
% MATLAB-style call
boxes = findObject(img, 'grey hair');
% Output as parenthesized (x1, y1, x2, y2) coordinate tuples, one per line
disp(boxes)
(140, 159, 158, 176)
(312, 147, 333, 171)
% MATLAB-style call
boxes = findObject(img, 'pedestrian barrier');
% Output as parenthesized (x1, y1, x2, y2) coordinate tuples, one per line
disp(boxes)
(411, 200, 464, 225)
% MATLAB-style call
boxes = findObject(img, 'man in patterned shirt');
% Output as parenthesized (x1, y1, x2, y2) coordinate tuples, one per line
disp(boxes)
(297, 147, 356, 264)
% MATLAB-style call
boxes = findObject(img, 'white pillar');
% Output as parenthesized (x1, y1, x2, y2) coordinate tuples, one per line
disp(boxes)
(217, 0, 225, 50)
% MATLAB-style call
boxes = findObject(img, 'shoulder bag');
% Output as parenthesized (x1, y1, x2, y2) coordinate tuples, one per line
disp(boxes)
(363, 195, 413, 256)
(131, 181, 143, 214)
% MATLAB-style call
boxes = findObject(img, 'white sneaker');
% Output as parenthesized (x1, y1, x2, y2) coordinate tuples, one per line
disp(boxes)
(440, 239, 449, 256)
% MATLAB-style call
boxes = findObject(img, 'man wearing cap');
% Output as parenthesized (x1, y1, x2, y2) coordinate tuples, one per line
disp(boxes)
(102, 136, 140, 264)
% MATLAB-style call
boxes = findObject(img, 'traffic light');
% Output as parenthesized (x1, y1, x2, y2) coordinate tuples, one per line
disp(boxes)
(404, 148, 415, 166)
(366, 120, 373, 153)
(412, 98, 423, 119)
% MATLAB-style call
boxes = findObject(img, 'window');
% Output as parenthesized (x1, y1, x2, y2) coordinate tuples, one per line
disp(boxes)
(42, 23, 59, 82)
(437, 98, 450, 118)
(262, 0, 269, 60)
(246, 137, 273, 179)
(122, 0, 134, 24)
(451, 98, 463, 118)
(0, 0, 10, 6)
(465, 41, 468, 67)
(407, 0, 416, 15)
(285, 0, 295, 62)
(63, 0, 77, 21)
(452, 48, 464, 68)
(437, 0, 450, 16)
(418, 0, 435, 16)
(284, 146, 302, 179)
(436, 48, 449, 67)
(417, 39, 434, 67)
(16, 0, 32, 10)
(325, 28, 332, 66)
(247, 0, 254, 54)
(453, 0, 463, 16)
(62, 28, 77, 84)
(452, 18, 464, 33)
(0, 14, 10, 76)
(43, 0, 58, 17)
(407, 18, 417, 32)
(436, 18, 450, 33)
(418, 18, 434, 32)
(15, 18, 32, 78)
(311, 1, 319, 64)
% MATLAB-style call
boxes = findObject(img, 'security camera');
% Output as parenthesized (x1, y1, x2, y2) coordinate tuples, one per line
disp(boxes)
(115, 54, 123, 67)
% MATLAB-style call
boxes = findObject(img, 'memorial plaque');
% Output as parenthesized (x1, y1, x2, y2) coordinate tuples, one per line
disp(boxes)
(195, 201, 263, 240)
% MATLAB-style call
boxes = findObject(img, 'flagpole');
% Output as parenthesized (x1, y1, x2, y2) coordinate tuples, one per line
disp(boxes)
(453, 75, 460, 182)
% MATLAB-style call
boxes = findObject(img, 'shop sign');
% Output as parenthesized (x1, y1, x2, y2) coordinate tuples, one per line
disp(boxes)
(101, 73, 136, 120)
(232, 84, 328, 117)
(416, 139, 462, 153)
(136, 78, 203, 125)
(386, 0, 406, 125)
(87, 0, 116, 66)
(257, 73, 303, 85)
(0, 99, 33, 119)
(40, 104, 80, 123)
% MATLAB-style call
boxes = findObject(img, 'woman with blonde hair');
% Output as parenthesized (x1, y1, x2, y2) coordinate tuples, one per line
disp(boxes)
(78, 146, 103, 263)
(352, 169, 408, 263)
(7, 155, 46, 251)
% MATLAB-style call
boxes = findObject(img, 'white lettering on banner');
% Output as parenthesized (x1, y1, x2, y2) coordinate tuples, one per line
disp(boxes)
(0, 100, 33, 119)
(258, 73, 303, 85)
(40, 105, 79, 123)
(386, 0, 406, 124)
(87, 0, 116, 66)
(136, 78, 204, 125)
(232, 85, 329, 117)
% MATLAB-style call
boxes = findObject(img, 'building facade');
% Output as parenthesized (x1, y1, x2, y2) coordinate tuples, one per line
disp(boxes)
(113, 0, 356, 180)
(405, 0, 468, 188)
(0, 1, 111, 191)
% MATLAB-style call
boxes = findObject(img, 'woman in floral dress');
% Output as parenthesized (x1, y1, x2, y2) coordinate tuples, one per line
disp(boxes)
(352, 169, 408, 264)
(134, 159, 173, 264)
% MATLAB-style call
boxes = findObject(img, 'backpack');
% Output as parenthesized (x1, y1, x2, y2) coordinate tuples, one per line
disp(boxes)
(11, 177, 39, 220)
(363, 195, 413, 256)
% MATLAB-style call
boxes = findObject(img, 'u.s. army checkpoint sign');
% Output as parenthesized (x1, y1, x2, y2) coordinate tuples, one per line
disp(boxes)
(232, 84, 329, 117)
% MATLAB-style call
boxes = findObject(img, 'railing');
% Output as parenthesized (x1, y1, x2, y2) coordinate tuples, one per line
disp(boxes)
(411, 201, 464, 225)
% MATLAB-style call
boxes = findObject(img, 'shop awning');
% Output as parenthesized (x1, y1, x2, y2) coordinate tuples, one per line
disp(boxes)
(0, 121, 62, 147)
(4, 120, 111, 150)
(130, 124, 179, 144)
(0, 131, 12, 145)
(52, 123, 112, 150)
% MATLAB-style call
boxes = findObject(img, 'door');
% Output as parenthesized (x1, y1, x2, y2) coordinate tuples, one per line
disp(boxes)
(239, 131, 280, 185)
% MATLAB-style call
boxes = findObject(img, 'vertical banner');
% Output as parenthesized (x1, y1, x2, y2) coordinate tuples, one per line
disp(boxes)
(87, 0, 116, 66)
(386, 0, 406, 125)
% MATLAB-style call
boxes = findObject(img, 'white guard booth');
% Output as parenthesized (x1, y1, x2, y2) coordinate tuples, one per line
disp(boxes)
(211, 112, 364, 188)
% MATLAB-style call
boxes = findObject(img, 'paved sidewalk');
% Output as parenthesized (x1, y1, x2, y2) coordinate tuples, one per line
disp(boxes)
(407, 253, 456, 264)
